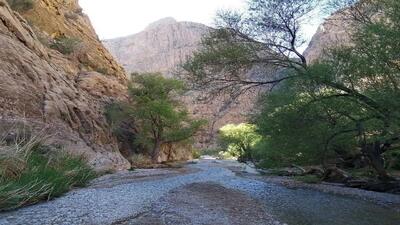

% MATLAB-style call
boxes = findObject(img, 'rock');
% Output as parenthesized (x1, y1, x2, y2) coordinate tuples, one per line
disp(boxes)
(322, 167, 351, 183)
(346, 179, 400, 194)
(304, 166, 325, 177)
(243, 162, 260, 175)
(0, 0, 130, 171)
(268, 167, 305, 177)
(21, 0, 126, 80)
(304, 11, 353, 63)
(103, 17, 208, 75)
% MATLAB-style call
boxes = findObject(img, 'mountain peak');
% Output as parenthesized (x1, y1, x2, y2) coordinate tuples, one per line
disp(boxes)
(146, 17, 177, 30)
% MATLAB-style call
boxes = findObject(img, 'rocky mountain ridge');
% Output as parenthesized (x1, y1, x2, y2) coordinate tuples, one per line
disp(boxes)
(103, 17, 209, 76)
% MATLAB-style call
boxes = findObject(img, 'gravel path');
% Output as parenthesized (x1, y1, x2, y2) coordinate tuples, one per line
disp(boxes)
(0, 159, 399, 225)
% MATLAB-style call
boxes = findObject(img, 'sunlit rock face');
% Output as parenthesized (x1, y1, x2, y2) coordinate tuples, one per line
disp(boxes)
(0, 0, 130, 171)
(104, 18, 257, 147)
(103, 18, 208, 77)
(304, 10, 354, 63)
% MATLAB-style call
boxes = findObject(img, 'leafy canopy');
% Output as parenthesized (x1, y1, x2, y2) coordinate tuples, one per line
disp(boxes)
(218, 123, 262, 161)
(107, 73, 205, 161)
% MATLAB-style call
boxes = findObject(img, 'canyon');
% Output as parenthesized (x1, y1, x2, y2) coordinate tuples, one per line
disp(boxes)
(103, 18, 259, 147)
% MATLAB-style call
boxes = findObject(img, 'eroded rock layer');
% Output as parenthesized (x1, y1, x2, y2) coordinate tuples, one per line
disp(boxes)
(0, 0, 130, 171)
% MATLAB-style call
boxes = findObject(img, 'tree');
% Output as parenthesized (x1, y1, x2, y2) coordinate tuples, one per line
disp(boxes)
(184, 0, 400, 180)
(110, 73, 205, 162)
(218, 123, 262, 162)
(182, 0, 319, 99)
(253, 78, 358, 168)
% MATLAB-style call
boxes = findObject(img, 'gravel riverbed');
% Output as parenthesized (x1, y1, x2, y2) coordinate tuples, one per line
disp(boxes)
(0, 159, 399, 225)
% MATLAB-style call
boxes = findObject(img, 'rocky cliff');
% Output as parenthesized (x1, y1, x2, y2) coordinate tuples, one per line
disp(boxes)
(0, 0, 130, 171)
(103, 18, 207, 76)
(103, 18, 256, 147)
(304, 10, 353, 63)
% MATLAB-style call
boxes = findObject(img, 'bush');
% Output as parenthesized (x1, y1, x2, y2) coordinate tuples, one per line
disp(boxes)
(385, 150, 400, 170)
(6, 0, 34, 12)
(201, 148, 222, 157)
(192, 149, 201, 159)
(218, 123, 262, 162)
(294, 175, 321, 184)
(95, 67, 108, 75)
(129, 154, 152, 168)
(0, 134, 95, 211)
(50, 37, 81, 55)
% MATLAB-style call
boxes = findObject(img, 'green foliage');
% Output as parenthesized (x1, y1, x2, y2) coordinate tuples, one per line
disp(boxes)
(107, 73, 205, 161)
(128, 74, 205, 146)
(250, 0, 400, 177)
(187, 0, 400, 178)
(6, 0, 34, 12)
(95, 67, 108, 75)
(129, 154, 152, 168)
(253, 79, 358, 168)
(50, 37, 81, 55)
(385, 150, 400, 170)
(182, 0, 317, 99)
(294, 175, 321, 184)
(218, 123, 262, 161)
(192, 149, 201, 159)
(200, 148, 223, 157)
(0, 136, 95, 211)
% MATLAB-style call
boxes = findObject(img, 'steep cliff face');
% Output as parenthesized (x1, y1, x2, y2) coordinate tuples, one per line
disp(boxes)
(104, 18, 256, 147)
(103, 18, 208, 76)
(21, 0, 126, 79)
(304, 12, 353, 63)
(0, 0, 130, 171)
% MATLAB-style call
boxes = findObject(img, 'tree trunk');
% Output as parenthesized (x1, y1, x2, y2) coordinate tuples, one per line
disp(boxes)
(151, 140, 162, 163)
(362, 141, 394, 181)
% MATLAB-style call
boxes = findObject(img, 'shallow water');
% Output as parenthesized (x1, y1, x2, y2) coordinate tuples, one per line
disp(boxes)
(261, 187, 400, 225)
(200, 160, 400, 225)
(222, 173, 400, 225)
(1, 160, 399, 225)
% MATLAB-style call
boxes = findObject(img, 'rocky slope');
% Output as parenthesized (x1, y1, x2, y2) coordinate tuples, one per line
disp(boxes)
(304, 10, 353, 63)
(103, 18, 256, 147)
(103, 17, 207, 76)
(0, 0, 130, 171)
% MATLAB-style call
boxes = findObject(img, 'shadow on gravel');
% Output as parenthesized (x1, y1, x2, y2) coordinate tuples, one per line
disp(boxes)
(116, 182, 280, 225)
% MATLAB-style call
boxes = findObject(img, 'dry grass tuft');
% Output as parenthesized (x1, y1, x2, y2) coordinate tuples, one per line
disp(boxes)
(0, 129, 96, 211)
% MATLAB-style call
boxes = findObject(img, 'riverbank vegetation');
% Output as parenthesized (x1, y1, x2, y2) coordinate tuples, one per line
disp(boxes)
(184, 0, 400, 190)
(0, 131, 96, 211)
(106, 73, 205, 163)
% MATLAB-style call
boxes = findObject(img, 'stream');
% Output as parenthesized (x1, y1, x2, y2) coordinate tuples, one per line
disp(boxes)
(1, 159, 399, 225)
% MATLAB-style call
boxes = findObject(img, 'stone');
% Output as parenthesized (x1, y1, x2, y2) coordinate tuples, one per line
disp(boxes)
(322, 167, 351, 183)
(0, 0, 130, 171)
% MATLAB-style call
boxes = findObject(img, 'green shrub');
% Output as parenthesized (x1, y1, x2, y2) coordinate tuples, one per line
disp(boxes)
(201, 148, 222, 157)
(218, 123, 262, 162)
(385, 150, 400, 170)
(0, 134, 95, 211)
(129, 154, 152, 168)
(192, 149, 201, 159)
(294, 175, 321, 184)
(50, 37, 81, 55)
(95, 67, 108, 75)
(6, 0, 34, 12)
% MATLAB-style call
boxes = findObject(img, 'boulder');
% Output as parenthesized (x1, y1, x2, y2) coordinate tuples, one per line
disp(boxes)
(322, 167, 351, 183)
